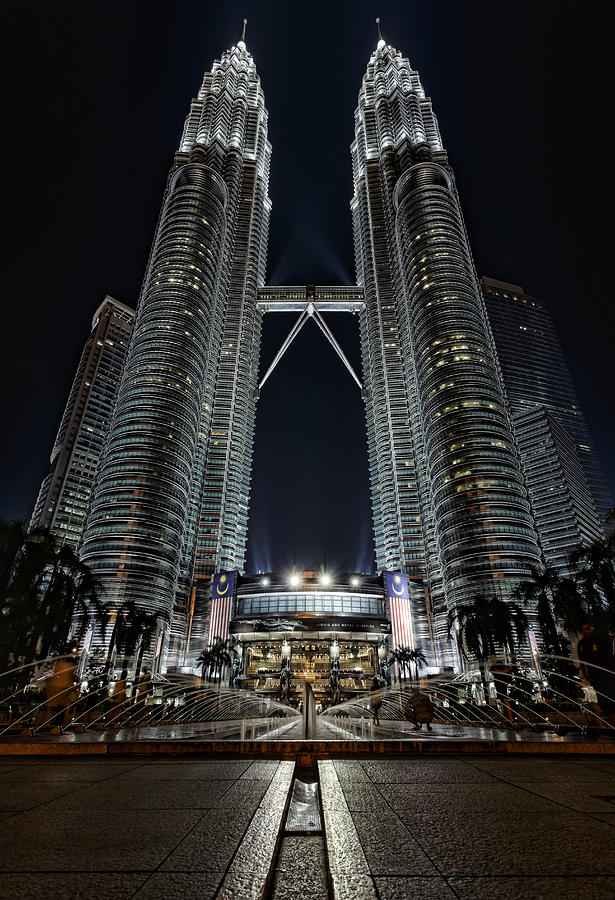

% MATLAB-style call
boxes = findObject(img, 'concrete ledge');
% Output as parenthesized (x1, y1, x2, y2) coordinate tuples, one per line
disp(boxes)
(1, 738, 614, 758)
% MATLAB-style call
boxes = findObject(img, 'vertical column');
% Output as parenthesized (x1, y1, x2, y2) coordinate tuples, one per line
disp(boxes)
(394, 163, 540, 608)
(80, 153, 228, 627)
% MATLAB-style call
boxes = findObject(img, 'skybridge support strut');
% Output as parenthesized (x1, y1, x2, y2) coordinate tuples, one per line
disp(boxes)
(257, 302, 363, 394)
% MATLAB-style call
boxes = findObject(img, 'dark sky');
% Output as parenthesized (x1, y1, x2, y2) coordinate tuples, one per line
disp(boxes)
(2, 1, 613, 575)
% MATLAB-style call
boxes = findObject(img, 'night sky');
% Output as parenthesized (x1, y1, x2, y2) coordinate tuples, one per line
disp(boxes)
(2, 1, 613, 576)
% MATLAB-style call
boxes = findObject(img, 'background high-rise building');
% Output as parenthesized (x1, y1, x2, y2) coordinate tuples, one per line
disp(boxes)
(513, 405, 603, 574)
(30, 297, 134, 547)
(482, 276, 613, 526)
(351, 39, 541, 666)
(79, 39, 271, 667)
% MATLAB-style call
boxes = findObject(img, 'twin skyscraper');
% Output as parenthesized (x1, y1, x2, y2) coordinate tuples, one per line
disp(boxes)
(33, 32, 609, 674)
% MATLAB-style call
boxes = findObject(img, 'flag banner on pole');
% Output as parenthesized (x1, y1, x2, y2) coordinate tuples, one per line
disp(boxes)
(385, 572, 413, 652)
(208, 571, 236, 645)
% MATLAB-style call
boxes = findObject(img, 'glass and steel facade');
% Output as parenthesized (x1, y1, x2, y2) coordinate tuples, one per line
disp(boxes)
(230, 571, 389, 699)
(30, 297, 134, 547)
(80, 41, 271, 666)
(482, 277, 613, 527)
(512, 405, 603, 574)
(45, 34, 604, 677)
(351, 40, 541, 666)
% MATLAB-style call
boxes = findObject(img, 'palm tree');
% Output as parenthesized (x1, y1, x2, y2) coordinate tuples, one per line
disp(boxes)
(568, 533, 615, 631)
(197, 646, 216, 683)
(511, 563, 583, 652)
(196, 638, 232, 690)
(0, 522, 105, 672)
(511, 564, 585, 702)
(407, 647, 427, 684)
(107, 600, 166, 679)
(391, 646, 411, 685)
(0, 519, 28, 601)
(209, 637, 232, 685)
(448, 594, 528, 695)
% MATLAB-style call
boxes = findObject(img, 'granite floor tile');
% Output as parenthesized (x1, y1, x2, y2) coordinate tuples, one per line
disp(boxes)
(115, 761, 250, 780)
(0, 807, 203, 871)
(133, 871, 224, 899)
(318, 760, 349, 811)
(360, 759, 498, 784)
(375, 876, 458, 900)
(511, 780, 615, 812)
(259, 761, 294, 809)
(272, 836, 328, 900)
(378, 781, 562, 814)
(0, 780, 90, 811)
(407, 810, 615, 876)
(214, 779, 271, 812)
(240, 760, 281, 780)
(449, 875, 615, 899)
(351, 811, 439, 877)
(0, 873, 148, 899)
(587, 811, 615, 826)
(565, 757, 615, 777)
(161, 807, 253, 871)
(341, 782, 383, 811)
(465, 758, 615, 783)
(0, 762, 137, 782)
(332, 760, 372, 783)
(44, 778, 230, 809)
(330, 873, 378, 899)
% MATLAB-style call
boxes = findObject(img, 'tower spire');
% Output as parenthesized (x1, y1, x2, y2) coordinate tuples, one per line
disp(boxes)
(238, 18, 247, 49)
(376, 17, 385, 49)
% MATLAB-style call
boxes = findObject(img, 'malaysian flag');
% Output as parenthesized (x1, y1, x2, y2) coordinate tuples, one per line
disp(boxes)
(207, 571, 236, 644)
(385, 572, 414, 651)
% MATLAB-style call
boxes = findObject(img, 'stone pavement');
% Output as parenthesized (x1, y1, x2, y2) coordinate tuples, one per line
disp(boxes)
(0, 755, 613, 899)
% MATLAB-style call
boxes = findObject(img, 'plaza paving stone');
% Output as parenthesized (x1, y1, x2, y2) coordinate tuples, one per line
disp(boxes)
(0, 754, 613, 899)
(509, 779, 615, 811)
(448, 876, 615, 899)
(43, 778, 232, 810)
(272, 836, 328, 900)
(0, 873, 148, 899)
(375, 876, 457, 899)
(133, 872, 223, 899)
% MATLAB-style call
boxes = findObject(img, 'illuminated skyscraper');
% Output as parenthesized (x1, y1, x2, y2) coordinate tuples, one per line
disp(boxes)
(80, 37, 271, 665)
(513, 405, 603, 574)
(68, 32, 556, 676)
(482, 277, 613, 526)
(30, 296, 134, 547)
(351, 36, 541, 664)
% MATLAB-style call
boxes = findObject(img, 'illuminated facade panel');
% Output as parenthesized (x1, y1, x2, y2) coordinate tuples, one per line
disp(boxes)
(482, 276, 613, 527)
(80, 41, 271, 666)
(30, 297, 134, 547)
(513, 405, 603, 574)
(352, 40, 541, 666)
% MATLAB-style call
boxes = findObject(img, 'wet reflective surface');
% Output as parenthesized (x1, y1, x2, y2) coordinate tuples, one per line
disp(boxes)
(0, 755, 613, 898)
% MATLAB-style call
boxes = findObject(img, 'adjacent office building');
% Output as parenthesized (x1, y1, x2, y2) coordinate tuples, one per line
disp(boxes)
(482, 277, 612, 526)
(513, 405, 603, 574)
(30, 296, 134, 547)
